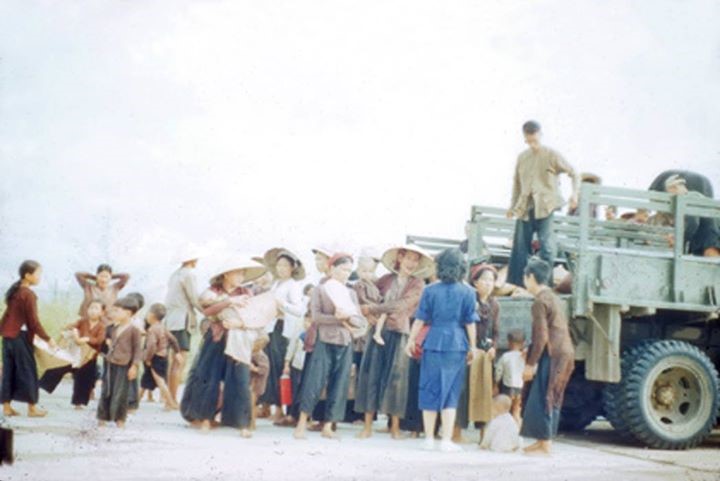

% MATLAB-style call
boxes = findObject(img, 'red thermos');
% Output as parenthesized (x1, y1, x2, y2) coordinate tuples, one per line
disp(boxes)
(280, 374, 293, 406)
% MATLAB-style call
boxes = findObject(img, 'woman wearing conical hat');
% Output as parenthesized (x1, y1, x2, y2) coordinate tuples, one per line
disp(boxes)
(257, 248, 306, 425)
(354, 245, 433, 440)
(179, 257, 266, 434)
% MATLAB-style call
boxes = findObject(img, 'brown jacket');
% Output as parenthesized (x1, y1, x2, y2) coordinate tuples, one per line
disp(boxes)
(106, 324, 143, 366)
(0, 286, 51, 344)
(353, 278, 383, 305)
(476, 296, 500, 349)
(311, 283, 365, 347)
(73, 318, 106, 353)
(144, 323, 180, 363)
(367, 274, 424, 335)
(510, 146, 579, 220)
(527, 287, 575, 410)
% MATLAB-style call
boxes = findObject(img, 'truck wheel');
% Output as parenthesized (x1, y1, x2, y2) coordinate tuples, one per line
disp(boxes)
(603, 340, 657, 438)
(623, 340, 720, 449)
(560, 363, 604, 431)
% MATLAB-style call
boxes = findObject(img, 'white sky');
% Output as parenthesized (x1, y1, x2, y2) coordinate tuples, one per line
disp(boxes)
(1, 0, 719, 302)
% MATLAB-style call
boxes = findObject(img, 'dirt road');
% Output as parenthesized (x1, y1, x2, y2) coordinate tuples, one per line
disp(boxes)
(1, 381, 718, 481)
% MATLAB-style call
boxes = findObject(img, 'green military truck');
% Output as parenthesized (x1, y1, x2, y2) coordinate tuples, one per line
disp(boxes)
(408, 183, 720, 449)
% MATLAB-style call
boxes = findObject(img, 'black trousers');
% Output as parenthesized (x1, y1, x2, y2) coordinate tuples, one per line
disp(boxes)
(299, 341, 353, 423)
(97, 363, 130, 422)
(221, 357, 252, 429)
(1, 333, 39, 404)
(72, 359, 98, 406)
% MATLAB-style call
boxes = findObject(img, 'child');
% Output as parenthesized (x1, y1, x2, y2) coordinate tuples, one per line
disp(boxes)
(67, 299, 107, 409)
(126, 292, 145, 411)
(97, 296, 143, 428)
(250, 335, 270, 430)
(141, 303, 181, 410)
(480, 395, 521, 452)
(353, 256, 386, 346)
(495, 329, 526, 425)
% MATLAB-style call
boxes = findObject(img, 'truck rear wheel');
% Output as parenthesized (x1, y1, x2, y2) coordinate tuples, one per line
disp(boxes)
(622, 340, 719, 449)
(603, 340, 657, 438)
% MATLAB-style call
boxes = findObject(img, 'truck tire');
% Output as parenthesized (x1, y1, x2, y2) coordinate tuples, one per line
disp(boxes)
(622, 340, 720, 449)
(602, 340, 657, 438)
(560, 363, 604, 431)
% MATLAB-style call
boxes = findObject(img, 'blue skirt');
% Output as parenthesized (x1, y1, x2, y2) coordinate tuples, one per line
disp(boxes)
(419, 350, 466, 411)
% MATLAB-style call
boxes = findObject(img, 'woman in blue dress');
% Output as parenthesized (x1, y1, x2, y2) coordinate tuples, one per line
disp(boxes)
(406, 248, 479, 452)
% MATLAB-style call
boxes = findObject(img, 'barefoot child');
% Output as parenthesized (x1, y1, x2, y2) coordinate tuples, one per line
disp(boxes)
(495, 329, 526, 425)
(126, 292, 146, 412)
(68, 299, 107, 409)
(98, 296, 142, 427)
(480, 395, 521, 452)
(142, 303, 182, 410)
(250, 335, 270, 430)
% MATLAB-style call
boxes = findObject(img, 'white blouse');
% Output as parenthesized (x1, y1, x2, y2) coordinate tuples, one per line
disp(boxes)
(200, 287, 259, 366)
(266, 278, 305, 339)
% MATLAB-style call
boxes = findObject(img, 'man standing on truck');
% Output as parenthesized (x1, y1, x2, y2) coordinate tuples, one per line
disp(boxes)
(506, 120, 580, 286)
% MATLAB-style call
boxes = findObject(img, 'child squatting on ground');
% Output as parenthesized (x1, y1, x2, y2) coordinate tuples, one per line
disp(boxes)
(480, 394, 521, 452)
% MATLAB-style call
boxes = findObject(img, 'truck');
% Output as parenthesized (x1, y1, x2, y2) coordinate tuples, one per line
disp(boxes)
(408, 182, 720, 449)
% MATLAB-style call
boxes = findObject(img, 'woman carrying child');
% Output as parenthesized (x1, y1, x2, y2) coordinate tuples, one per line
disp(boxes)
(406, 248, 479, 452)
(180, 258, 266, 432)
(293, 253, 366, 439)
(354, 245, 432, 440)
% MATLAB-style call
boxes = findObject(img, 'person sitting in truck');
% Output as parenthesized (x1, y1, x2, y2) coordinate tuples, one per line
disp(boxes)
(506, 120, 581, 287)
(649, 171, 720, 257)
(567, 172, 602, 218)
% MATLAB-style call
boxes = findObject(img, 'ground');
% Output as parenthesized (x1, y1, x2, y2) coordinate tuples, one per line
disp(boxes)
(1, 381, 719, 481)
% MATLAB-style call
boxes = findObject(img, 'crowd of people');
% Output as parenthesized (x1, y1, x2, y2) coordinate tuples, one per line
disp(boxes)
(1, 120, 717, 456)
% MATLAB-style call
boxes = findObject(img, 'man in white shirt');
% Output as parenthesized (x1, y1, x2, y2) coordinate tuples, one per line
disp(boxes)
(165, 257, 204, 403)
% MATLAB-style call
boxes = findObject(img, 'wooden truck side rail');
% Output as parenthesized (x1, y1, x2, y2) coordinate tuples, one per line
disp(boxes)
(408, 183, 720, 383)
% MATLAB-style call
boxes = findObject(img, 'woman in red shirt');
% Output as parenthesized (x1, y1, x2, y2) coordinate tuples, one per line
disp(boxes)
(1, 260, 56, 417)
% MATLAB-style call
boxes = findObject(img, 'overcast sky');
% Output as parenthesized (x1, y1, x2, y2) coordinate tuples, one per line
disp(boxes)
(1, 0, 719, 302)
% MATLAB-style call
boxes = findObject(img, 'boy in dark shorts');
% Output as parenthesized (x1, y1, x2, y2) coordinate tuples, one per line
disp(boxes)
(495, 329, 526, 424)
